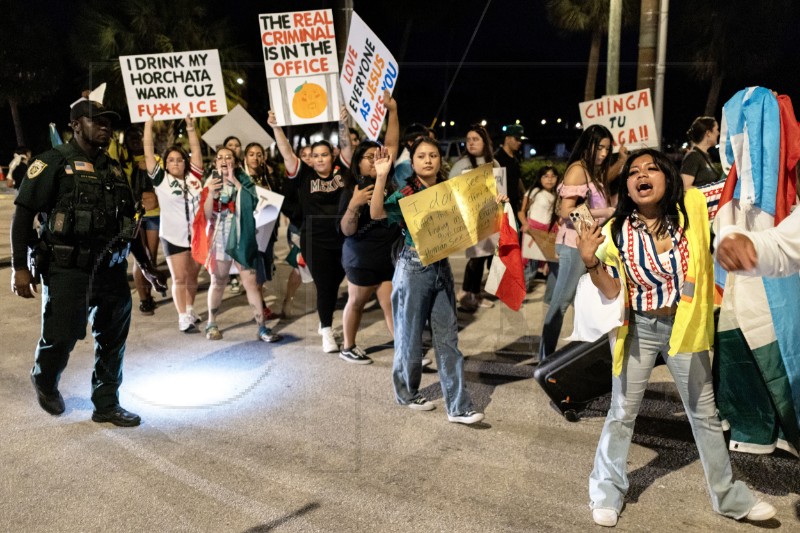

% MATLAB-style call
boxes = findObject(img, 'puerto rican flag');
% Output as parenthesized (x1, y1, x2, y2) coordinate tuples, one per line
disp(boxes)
(484, 202, 526, 311)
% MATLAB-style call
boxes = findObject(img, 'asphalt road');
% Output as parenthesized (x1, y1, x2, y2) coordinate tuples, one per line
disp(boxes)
(0, 184, 798, 532)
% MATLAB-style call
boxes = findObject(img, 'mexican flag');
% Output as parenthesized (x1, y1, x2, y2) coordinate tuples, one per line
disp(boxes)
(484, 202, 526, 311)
(713, 87, 800, 455)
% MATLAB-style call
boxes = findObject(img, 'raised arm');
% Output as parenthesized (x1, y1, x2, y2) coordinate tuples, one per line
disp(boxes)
(186, 115, 203, 170)
(383, 89, 400, 160)
(370, 147, 392, 220)
(337, 104, 353, 166)
(267, 110, 299, 176)
(143, 116, 157, 174)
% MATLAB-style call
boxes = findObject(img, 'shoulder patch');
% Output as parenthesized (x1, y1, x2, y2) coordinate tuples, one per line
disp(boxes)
(27, 160, 47, 179)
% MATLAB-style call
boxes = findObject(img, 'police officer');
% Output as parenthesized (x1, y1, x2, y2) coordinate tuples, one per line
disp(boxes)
(10, 99, 167, 427)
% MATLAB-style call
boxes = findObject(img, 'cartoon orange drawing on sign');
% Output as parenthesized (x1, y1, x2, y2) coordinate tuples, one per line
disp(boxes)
(292, 82, 327, 119)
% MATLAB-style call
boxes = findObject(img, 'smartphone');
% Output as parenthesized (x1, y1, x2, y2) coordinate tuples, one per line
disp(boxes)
(569, 204, 595, 232)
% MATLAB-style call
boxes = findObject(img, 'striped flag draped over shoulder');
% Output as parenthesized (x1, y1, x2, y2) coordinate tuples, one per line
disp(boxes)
(713, 87, 800, 455)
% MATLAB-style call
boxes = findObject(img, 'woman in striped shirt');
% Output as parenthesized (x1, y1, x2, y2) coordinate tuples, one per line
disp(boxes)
(577, 149, 775, 527)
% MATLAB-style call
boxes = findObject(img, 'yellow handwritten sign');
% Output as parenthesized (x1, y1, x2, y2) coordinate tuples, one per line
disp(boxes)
(398, 163, 501, 265)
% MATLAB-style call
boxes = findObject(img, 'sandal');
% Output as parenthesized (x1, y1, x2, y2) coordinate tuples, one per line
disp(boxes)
(205, 323, 222, 340)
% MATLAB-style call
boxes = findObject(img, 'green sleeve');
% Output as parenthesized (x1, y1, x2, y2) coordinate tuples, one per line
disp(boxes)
(384, 190, 406, 227)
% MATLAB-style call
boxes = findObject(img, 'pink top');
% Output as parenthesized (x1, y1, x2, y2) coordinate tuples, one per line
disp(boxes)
(555, 182, 609, 247)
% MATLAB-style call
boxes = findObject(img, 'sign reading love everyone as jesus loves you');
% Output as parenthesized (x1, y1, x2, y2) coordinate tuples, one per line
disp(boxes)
(119, 49, 227, 122)
(339, 11, 398, 141)
(399, 164, 502, 266)
(259, 9, 340, 126)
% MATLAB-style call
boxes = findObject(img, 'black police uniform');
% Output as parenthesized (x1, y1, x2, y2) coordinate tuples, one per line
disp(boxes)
(15, 139, 138, 412)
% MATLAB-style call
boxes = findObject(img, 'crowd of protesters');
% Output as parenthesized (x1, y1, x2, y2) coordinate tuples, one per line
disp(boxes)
(9, 88, 785, 527)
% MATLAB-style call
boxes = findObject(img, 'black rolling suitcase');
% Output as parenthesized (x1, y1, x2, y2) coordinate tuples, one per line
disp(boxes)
(533, 335, 613, 422)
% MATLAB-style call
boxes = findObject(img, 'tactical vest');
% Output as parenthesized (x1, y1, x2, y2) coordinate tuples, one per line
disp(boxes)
(45, 145, 138, 269)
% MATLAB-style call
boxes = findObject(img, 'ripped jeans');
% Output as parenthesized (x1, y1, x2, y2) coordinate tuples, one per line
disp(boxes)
(589, 311, 756, 518)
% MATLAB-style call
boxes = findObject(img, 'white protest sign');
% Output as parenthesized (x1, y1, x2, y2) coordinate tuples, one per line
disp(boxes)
(202, 105, 274, 151)
(254, 186, 285, 251)
(119, 49, 227, 123)
(339, 12, 398, 141)
(578, 88, 658, 151)
(259, 10, 340, 126)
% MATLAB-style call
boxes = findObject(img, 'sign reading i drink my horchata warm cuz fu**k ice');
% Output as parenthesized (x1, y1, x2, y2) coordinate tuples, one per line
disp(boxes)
(119, 49, 227, 122)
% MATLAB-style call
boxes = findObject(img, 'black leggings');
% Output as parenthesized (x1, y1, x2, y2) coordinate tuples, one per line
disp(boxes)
(462, 256, 493, 293)
(303, 241, 345, 328)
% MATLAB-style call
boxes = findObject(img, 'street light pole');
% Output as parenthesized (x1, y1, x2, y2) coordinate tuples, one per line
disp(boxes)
(654, 0, 669, 145)
(606, 0, 622, 96)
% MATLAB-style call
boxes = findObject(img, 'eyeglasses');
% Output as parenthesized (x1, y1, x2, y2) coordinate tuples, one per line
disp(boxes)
(216, 155, 233, 161)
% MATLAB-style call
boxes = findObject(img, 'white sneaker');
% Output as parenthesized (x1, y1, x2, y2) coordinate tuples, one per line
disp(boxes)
(745, 501, 776, 521)
(187, 309, 201, 324)
(320, 327, 339, 353)
(408, 397, 435, 411)
(178, 314, 196, 332)
(447, 411, 484, 424)
(592, 509, 618, 527)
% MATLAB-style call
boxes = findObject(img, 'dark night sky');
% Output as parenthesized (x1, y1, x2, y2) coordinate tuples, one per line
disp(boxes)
(5, 0, 800, 158)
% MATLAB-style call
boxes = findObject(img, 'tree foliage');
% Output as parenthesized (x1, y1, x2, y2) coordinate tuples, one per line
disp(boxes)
(71, 0, 247, 114)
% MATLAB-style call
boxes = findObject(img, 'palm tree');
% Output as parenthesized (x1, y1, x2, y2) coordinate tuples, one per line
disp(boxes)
(545, 0, 637, 101)
(0, 2, 64, 146)
(683, 0, 793, 115)
(72, 0, 247, 151)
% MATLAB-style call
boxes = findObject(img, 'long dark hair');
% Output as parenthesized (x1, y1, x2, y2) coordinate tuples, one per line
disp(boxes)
(610, 148, 689, 247)
(524, 166, 561, 230)
(345, 140, 382, 188)
(408, 137, 447, 185)
(162, 145, 191, 177)
(686, 116, 716, 144)
(463, 124, 494, 168)
(567, 124, 613, 199)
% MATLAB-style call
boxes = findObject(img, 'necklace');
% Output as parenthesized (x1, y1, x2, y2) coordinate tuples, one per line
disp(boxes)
(630, 210, 672, 240)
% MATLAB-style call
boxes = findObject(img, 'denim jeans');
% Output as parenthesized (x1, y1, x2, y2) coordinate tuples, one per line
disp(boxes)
(589, 312, 756, 518)
(539, 244, 586, 359)
(392, 247, 474, 416)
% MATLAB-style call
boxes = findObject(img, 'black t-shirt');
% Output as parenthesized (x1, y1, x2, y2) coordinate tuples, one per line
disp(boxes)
(337, 184, 401, 271)
(680, 148, 720, 187)
(292, 159, 348, 249)
(494, 148, 522, 212)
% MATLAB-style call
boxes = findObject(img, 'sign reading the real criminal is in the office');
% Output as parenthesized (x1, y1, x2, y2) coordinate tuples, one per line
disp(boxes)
(119, 50, 227, 123)
(259, 9, 340, 126)
(339, 12, 398, 141)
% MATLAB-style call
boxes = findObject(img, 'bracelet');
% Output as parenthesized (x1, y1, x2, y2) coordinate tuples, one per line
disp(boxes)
(585, 259, 602, 271)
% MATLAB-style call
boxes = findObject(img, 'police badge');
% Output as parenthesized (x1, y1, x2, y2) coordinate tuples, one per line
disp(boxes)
(27, 160, 47, 179)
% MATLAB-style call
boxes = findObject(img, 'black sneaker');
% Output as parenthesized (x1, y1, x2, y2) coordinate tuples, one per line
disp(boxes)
(138, 297, 156, 315)
(408, 397, 435, 411)
(339, 345, 373, 365)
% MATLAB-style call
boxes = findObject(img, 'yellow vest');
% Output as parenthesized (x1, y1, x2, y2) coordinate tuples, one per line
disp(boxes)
(597, 188, 715, 375)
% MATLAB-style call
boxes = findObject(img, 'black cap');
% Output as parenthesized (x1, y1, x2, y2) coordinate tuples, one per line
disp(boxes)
(503, 124, 527, 140)
(69, 99, 120, 122)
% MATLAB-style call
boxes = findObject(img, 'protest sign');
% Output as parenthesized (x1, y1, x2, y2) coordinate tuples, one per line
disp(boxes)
(339, 12, 398, 141)
(578, 88, 658, 151)
(202, 105, 274, 151)
(399, 164, 501, 266)
(119, 50, 227, 123)
(253, 186, 285, 252)
(259, 9, 340, 126)
(522, 230, 557, 261)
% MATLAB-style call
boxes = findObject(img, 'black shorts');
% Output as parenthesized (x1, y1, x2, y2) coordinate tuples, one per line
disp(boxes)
(160, 238, 190, 257)
(345, 264, 394, 287)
